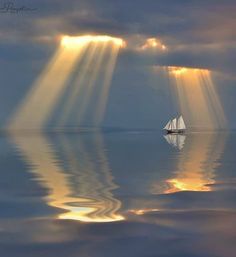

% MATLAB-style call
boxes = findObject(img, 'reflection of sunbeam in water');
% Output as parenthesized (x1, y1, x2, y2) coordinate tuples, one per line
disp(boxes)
(168, 67, 227, 129)
(57, 133, 124, 222)
(164, 133, 227, 193)
(8, 35, 125, 130)
(9, 132, 124, 223)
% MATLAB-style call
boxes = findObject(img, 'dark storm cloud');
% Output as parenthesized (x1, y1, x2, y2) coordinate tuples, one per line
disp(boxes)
(0, 0, 235, 41)
(57, 0, 236, 45)
(0, 0, 235, 74)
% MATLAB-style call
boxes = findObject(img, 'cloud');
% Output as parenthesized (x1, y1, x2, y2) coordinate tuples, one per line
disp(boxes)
(0, 0, 235, 75)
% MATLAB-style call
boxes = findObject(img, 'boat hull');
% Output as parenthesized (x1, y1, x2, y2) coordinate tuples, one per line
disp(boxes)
(166, 129, 185, 134)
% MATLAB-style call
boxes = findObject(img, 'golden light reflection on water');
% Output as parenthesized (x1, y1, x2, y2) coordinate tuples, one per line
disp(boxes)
(9, 132, 124, 223)
(8, 131, 229, 223)
(165, 133, 226, 193)
(129, 209, 160, 215)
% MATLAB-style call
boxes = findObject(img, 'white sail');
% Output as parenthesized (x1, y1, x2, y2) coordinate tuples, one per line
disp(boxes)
(164, 116, 186, 132)
(163, 120, 171, 130)
(171, 118, 177, 130)
(177, 115, 186, 130)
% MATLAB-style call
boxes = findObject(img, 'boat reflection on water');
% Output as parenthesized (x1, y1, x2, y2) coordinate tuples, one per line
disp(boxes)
(9, 131, 124, 223)
(164, 134, 186, 150)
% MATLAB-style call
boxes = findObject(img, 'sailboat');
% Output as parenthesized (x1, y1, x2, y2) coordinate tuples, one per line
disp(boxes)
(163, 115, 186, 134)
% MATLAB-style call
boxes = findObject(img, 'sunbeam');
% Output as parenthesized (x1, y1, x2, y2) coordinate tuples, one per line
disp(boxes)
(93, 44, 120, 125)
(57, 42, 99, 126)
(8, 35, 125, 130)
(75, 42, 109, 126)
(167, 67, 227, 129)
(8, 45, 84, 130)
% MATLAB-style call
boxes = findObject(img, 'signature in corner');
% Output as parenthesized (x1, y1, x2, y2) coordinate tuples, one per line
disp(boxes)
(0, 1, 37, 13)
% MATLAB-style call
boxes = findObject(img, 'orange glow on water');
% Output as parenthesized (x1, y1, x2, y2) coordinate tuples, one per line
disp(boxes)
(129, 209, 160, 215)
(166, 178, 211, 193)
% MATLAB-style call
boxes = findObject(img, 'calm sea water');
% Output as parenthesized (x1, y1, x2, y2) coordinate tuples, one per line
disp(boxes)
(0, 130, 236, 257)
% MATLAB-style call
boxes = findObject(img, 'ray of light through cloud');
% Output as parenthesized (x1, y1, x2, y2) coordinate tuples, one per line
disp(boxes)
(75, 42, 110, 126)
(152, 66, 227, 130)
(8, 35, 125, 130)
(8, 45, 83, 130)
(93, 43, 121, 125)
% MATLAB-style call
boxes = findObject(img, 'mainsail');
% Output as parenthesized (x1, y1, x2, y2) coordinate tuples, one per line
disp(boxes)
(172, 118, 177, 130)
(177, 115, 186, 130)
(163, 115, 186, 131)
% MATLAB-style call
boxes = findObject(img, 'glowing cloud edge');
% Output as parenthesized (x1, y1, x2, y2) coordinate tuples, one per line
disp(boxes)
(61, 35, 126, 48)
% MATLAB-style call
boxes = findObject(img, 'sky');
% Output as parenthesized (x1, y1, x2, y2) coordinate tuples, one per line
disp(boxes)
(0, 0, 236, 129)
